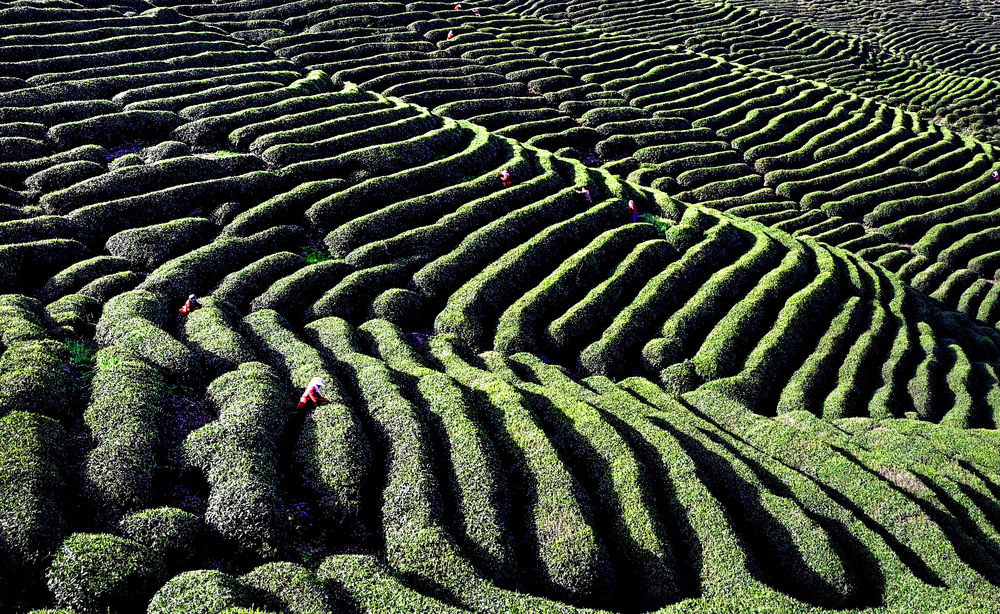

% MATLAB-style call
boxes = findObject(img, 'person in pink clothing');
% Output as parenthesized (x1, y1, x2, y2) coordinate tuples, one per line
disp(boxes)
(628, 199, 640, 222)
(575, 187, 592, 203)
(499, 168, 513, 187)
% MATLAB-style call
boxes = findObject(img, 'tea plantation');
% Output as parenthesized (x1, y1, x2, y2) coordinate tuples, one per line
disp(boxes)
(4, 0, 1000, 611)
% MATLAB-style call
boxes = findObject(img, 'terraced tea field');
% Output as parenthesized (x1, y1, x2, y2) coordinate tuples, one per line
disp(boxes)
(5, 0, 1000, 611)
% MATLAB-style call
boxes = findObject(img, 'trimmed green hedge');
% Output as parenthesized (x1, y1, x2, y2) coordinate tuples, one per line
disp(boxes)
(0, 339, 70, 420)
(48, 110, 181, 150)
(106, 217, 216, 271)
(182, 301, 257, 374)
(260, 104, 427, 167)
(776, 296, 865, 415)
(360, 319, 518, 580)
(221, 179, 345, 239)
(119, 507, 203, 568)
(250, 314, 372, 528)
(242, 309, 332, 390)
(644, 228, 784, 372)
(0, 411, 66, 576)
(42, 155, 258, 216)
(176, 70, 333, 121)
(317, 555, 465, 613)
(940, 343, 975, 428)
(139, 225, 304, 305)
(127, 81, 285, 114)
(109, 154, 144, 171)
(305, 257, 422, 323)
(823, 292, 892, 420)
(433, 188, 618, 333)
(430, 335, 611, 602)
(148, 570, 258, 614)
(47, 533, 165, 614)
(0, 100, 118, 129)
(225, 99, 382, 151)
(184, 362, 290, 558)
(580, 220, 748, 378)
(691, 236, 809, 382)
(24, 160, 105, 195)
(39, 255, 132, 302)
(369, 288, 423, 327)
(502, 352, 680, 606)
(0, 239, 88, 294)
(250, 259, 351, 320)
(79, 271, 145, 304)
(211, 252, 305, 311)
(170, 86, 368, 148)
(47, 293, 97, 337)
(241, 562, 342, 614)
(0, 294, 51, 350)
(495, 223, 657, 355)
(546, 238, 674, 359)
(95, 291, 195, 379)
(317, 321, 489, 595)
(338, 145, 546, 269)
(141, 141, 191, 163)
(696, 242, 845, 410)
(84, 346, 164, 521)
(68, 172, 286, 246)
(310, 125, 508, 251)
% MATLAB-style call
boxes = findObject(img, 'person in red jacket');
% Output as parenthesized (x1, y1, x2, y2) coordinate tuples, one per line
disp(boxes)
(992, 170, 999, 181)
(499, 168, 513, 187)
(447, 30, 455, 40)
(473, 7, 480, 15)
(179, 294, 201, 316)
(297, 377, 330, 410)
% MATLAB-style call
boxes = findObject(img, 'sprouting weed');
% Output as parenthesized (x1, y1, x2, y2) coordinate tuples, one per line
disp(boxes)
(95, 353, 123, 371)
(638, 212, 672, 236)
(65, 341, 96, 367)
(299, 244, 332, 264)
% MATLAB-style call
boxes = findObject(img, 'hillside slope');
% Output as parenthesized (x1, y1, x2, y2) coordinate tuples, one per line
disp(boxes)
(3, 0, 1000, 612)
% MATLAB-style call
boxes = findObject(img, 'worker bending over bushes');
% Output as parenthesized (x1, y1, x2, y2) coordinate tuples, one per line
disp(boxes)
(178, 294, 200, 316)
(297, 377, 329, 410)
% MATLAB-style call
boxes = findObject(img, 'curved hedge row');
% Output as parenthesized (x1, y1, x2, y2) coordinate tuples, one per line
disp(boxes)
(184, 362, 290, 557)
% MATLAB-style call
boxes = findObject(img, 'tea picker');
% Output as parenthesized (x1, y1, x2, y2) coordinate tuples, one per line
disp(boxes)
(178, 294, 201, 316)
(298, 377, 330, 410)
(628, 199, 640, 222)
